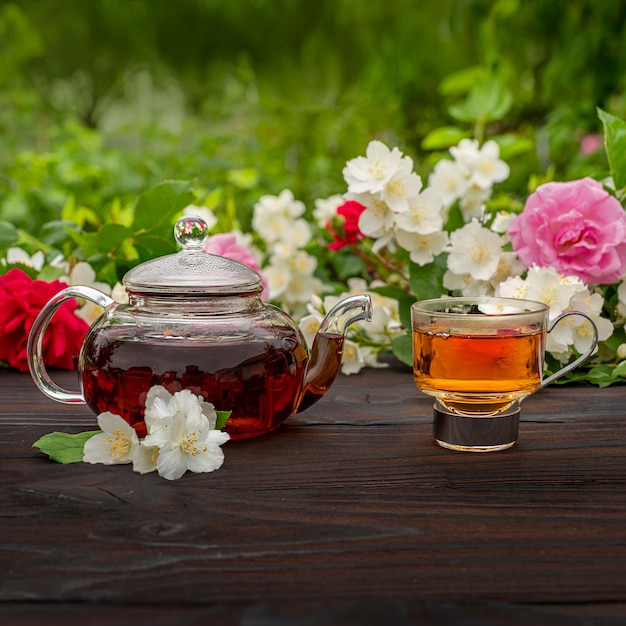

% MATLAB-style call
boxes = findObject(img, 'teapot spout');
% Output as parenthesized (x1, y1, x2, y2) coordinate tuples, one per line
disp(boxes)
(295, 294, 372, 413)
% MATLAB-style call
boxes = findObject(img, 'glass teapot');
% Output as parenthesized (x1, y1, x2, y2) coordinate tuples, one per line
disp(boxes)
(27, 217, 372, 439)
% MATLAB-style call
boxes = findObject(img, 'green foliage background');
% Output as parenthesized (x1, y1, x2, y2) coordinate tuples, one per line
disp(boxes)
(1, 0, 626, 280)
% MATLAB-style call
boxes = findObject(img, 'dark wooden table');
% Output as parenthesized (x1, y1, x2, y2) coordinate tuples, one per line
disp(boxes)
(2, 361, 626, 625)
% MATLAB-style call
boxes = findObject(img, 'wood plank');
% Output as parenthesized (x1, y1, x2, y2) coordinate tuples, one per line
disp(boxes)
(1, 365, 626, 623)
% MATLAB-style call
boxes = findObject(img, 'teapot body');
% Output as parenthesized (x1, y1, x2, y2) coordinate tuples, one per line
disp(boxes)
(80, 296, 309, 439)
(27, 217, 372, 440)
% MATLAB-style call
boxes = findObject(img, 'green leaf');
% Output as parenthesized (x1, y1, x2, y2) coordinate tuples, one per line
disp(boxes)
(61, 197, 100, 228)
(95, 223, 134, 254)
(33, 431, 100, 464)
(0, 220, 19, 250)
(133, 233, 178, 261)
(132, 180, 194, 234)
(582, 365, 614, 387)
(610, 361, 626, 380)
(391, 332, 413, 367)
(330, 249, 365, 280)
(409, 254, 447, 300)
(598, 108, 626, 192)
(67, 229, 101, 258)
(37, 265, 67, 281)
(448, 79, 513, 124)
(215, 410, 232, 431)
(38, 220, 79, 247)
(227, 167, 259, 190)
(439, 65, 488, 97)
(0, 262, 38, 278)
(494, 134, 535, 161)
(421, 126, 470, 150)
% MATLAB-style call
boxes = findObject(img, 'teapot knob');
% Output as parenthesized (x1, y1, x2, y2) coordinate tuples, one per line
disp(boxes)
(174, 216, 209, 250)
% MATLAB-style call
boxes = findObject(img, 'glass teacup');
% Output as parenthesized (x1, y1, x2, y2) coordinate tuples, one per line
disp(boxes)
(411, 296, 598, 452)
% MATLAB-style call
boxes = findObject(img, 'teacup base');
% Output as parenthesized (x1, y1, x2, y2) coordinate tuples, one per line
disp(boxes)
(432, 401, 520, 452)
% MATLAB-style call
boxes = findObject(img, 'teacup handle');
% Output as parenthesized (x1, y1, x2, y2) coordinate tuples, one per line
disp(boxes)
(541, 310, 599, 388)
(27, 285, 116, 404)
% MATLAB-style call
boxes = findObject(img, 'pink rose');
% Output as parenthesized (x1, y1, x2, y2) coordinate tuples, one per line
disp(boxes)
(508, 177, 626, 284)
(580, 134, 603, 155)
(0, 268, 89, 372)
(204, 233, 268, 299)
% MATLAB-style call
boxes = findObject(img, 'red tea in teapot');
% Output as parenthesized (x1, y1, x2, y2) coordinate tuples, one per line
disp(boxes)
(81, 325, 310, 439)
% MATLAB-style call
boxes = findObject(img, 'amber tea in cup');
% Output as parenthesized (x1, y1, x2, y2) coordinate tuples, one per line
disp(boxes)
(411, 297, 598, 452)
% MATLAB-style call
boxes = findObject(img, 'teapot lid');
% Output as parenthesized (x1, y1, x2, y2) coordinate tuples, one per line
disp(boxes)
(123, 217, 263, 296)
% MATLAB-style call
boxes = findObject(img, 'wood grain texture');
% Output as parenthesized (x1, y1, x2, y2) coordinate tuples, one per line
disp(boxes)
(1, 364, 626, 624)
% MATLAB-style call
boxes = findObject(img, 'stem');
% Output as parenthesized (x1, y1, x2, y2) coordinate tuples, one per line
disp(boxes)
(349, 240, 410, 288)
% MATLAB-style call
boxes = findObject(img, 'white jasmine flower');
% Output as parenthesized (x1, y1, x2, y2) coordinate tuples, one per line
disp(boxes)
(494, 275, 529, 300)
(3, 247, 45, 271)
(568, 290, 613, 354)
(447, 220, 503, 281)
(83, 412, 156, 474)
(443, 270, 492, 296)
(380, 156, 423, 214)
(357, 198, 395, 239)
(299, 313, 322, 348)
(496, 265, 611, 360)
(470, 140, 510, 189)
(449, 138, 480, 167)
(255, 189, 306, 219)
(306, 293, 324, 316)
(142, 387, 229, 481)
(264, 250, 322, 314)
(287, 219, 312, 247)
(252, 190, 307, 245)
(283, 273, 322, 314)
(361, 346, 389, 370)
(332, 277, 403, 343)
(489, 252, 526, 289)
(49, 254, 69, 270)
(263, 260, 291, 300)
(428, 159, 469, 208)
(396, 229, 449, 266)
(393, 187, 444, 235)
(343, 140, 404, 195)
(111, 282, 129, 304)
(313, 195, 344, 226)
(459, 184, 491, 221)
(68, 261, 113, 324)
(498, 265, 583, 319)
(491, 211, 516, 241)
(340, 339, 367, 375)
(253, 212, 294, 246)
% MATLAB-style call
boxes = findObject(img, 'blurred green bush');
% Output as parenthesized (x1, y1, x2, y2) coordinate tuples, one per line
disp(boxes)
(1, 0, 625, 235)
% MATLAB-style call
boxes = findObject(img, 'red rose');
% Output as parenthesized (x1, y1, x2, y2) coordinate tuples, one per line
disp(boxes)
(0, 268, 89, 372)
(326, 200, 367, 251)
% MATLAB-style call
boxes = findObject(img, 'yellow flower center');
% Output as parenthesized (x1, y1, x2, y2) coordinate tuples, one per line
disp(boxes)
(478, 158, 494, 175)
(410, 202, 426, 220)
(471, 243, 490, 263)
(104, 429, 131, 460)
(539, 287, 558, 306)
(387, 178, 406, 198)
(576, 320, 595, 337)
(368, 159, 387, 179)
(180, 431, 209, 456)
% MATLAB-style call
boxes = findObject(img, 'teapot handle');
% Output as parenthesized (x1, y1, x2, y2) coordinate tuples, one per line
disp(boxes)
(27, 286, 116, 404)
